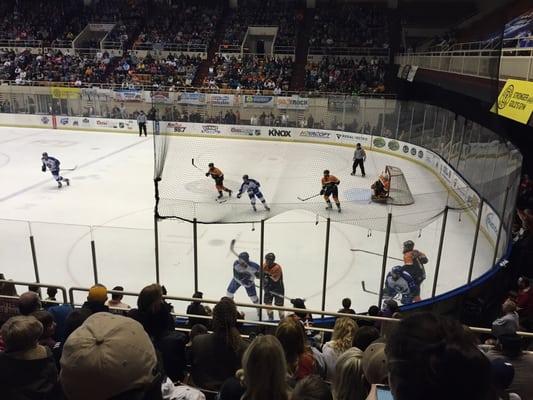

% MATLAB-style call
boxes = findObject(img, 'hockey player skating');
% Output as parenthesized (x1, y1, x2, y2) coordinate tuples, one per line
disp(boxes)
(226, 252, 261, 314)
(205, 163, 232, 199)
(262, 252, 285, 321)
(41, 152, 70, 188)
(237, 175, 270, 212)
(383, 265, 420, 305)
(321, 170, 341, 212)
(401, 240, 428, 291)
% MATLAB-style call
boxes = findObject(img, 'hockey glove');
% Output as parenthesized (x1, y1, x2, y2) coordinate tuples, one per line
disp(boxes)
(205, 172, 210, 177)
(237, 193, 242, 199)
(41, 165, 46, 172)
(320, 189, 325, 195)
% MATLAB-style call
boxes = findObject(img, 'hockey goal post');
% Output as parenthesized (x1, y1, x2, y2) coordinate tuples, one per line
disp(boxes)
(385, 165, 414, 205)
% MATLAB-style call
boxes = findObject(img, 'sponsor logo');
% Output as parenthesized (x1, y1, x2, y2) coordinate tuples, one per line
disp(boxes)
(336, 133, 353, 140)
(96, 120, 108, 126)
(498, 84, 514, 110)
(73, 120, 79, 126)
(82, 118, 90, 124)
(119, 122, 125, 128)
(201, 125, 220, 134)
(230, 127, 261, 136)
(441, 165, 452, 183)
(388, 140, 399, 151)
(373, 137, 385, 148)
(402, 145, 409, 153)
(167, 122, 186, 133)
(418, 150, 424, 158)
(486, 213, 498, 235)
(268, 129, 291, 137)
(300, 130, 330, 138)
(410, 147, 417, 156)
(60, 118, 69, 125)
(41, 116, 50, 124)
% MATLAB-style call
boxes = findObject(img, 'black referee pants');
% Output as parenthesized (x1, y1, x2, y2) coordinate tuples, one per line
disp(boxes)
(352, 159, 365, 176)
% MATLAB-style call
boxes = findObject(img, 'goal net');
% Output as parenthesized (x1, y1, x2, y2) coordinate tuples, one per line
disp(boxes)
(385, 165, 414, 206)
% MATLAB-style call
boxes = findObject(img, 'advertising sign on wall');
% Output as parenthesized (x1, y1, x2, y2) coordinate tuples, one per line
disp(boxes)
(208, 94, 236, 107)
(243, 95, 275, 108)
(178, 92, 206, 105)
(277, 96, 309, 110)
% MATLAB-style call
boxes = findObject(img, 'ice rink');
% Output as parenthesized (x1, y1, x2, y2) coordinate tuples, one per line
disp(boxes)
(0, 127, 495, 317)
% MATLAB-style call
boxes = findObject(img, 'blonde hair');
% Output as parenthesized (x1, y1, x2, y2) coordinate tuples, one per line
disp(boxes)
(333, 348, 368, 400)
(241, 335, 289, 400)
(331, 317, 358, 353)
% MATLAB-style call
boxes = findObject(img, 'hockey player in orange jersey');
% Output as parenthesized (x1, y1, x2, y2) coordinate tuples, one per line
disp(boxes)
(205, 162, 232, 199)
(320, 170, 341, 212)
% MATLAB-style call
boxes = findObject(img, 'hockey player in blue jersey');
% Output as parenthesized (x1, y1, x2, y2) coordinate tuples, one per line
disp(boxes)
(236, 175, 270, 212)
(41, 152, 70, 188)
(383, 265, 420, 305)
(226, 252, 261, 312)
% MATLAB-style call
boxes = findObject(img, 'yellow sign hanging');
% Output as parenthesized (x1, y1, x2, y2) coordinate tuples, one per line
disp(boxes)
(491, 79, 533, 125)
(50, 87, 81, 99)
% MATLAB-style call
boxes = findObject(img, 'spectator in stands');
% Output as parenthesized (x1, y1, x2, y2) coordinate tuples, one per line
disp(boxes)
(0, 315, 60, 399)
(492, 300, 519, 338)
(219, 335, 290, 400)
(352, 325, 380, 351)
(276, 315, 317, 382)
(187, 291, 212, 328)
(81, 283, 109, 314)
(338, 297, 356, 315)
(185, 323, 208, 369)
(18, 291, 41, 315)
(386, 312, 492, 400)
(490, 358, 521, 400)
(0, 274, 17, 296)
(60, 313, 164, 400)
(515, 277, 533, 328)
(357, 305, 380, 328)
(52, 308, 91, 370)
(106, 285, 131, 310)
(44, 287, 57, 303)
(291, 298, 313, 324)
(362, 342, 388, 385)
(322, 317, 358, 380)
(192, 297, 248, 390)
(292, 375, 333, 400)
(485, 334, 533, 399)
(128, 283, 175, 342)
(31, 310, 57, 349)
(332, 347, 368, 400)
(28, 284, 42, 298)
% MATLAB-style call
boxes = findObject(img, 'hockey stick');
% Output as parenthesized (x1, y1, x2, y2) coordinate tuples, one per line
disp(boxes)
(191, 158, 203, 171)
(62, 165, 78, 171)
(229, 239, 295, 301)
(361, 281, 379, 295)
(297, 193, 322, 202)
(350, 249, 403, 262)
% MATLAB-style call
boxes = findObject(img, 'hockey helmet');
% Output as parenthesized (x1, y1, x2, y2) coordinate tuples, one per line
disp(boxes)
(323, 169, 330, 176)
(42, 152, 48, 158)
(403, 240, 415, 251)
(265, 252, 276, 262)
(391, 265, 402, 277)
(238, 252, 249, 262)
(242, 174, 249, 181)
(208, 162, 214, 168)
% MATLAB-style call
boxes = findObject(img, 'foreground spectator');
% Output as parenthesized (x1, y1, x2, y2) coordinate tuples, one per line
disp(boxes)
(192, 297, 248, 390)
(362, 342, 388, 385)
(31, 310, 57, 349)
(106, 285, 131, 309)
(219, 335, 289, 400)
(292, 375, 332, 400)
(187, 291, 212, 328)
(0, 316, 60, 399)
(322, 317, 358, 380)
(60, 313, 163, 400)
(332, 348, 368, 400)
(490, 358, 521, 400)
(352, 326, 380, 351)
(492, 300, 519, 338)
(18, 291, 41, 315)
(52, 308, 92, 370)
(82, 284, 109, 314)
(386, 312, 492, 400)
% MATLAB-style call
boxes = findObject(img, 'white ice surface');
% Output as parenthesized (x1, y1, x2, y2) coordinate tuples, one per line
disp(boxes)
(0, 127, 495, 318)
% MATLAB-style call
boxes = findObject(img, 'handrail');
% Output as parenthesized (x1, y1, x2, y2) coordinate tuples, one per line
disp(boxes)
(0, 280, 68, 304)
(309, 46, 390, 57)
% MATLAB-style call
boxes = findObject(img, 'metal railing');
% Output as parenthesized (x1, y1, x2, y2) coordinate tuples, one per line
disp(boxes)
(0, 39, 44, 49)
(134, 42, 208, 53)
(0, 280, 68, 304)
(309, 46, 390, 57)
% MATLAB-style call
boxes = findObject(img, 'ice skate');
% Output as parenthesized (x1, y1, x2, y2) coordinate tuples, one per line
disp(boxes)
(337, 204, 342, 213)
(228, 190, 232, 197)
(217, 192, 223, 199)
(57, 181, 62, 188)
(65, 178, 70, 186)
(264, 205, 270, 211)
(325, 203, 332, 210)
(351, 172, 355, 176)
(252, 204, 257, 212)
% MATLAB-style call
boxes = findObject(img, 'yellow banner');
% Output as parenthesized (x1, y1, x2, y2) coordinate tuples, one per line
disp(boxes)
(491, 79, 533, 124)
(50, 87, 81, 99)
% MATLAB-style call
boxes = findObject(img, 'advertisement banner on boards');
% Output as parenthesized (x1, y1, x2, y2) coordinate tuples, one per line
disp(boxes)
(208, 94, 236, 107)
(277, 96, 309, 110)
(149, 91, 174, 104)
(51, 87, 81, 99)
(113, 89, 143, 102)
(178, 92, 206, 105)
(243, 95, 275, 108)
(327, 95, 359, 111)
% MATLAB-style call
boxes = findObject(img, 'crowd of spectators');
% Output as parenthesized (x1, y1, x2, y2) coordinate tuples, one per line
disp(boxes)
(309, 4, 389, 49)
(206, 54, 292, 91)
(1, 281, 532, 399)
(305, 56, 386, 94)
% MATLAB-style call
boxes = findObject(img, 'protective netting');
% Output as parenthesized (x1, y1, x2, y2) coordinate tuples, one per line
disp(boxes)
(385, 165, 414, 205)
(154, 133, 475, 233)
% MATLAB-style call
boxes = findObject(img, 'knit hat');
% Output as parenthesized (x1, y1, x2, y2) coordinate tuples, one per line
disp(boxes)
(362, 342, 388, 384)
(87, 284, 108, 303)
(60, 313, 158, 400)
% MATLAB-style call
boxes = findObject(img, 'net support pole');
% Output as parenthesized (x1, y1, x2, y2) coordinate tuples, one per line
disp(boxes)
(468, 199, 484, 284)
(259, 219, 265, 322)
(90, 227, 98, 284)
(378, 213, 393, 308)
(492, 186, 510, 267)
(193, 218, 199, 293)
(28, 222, 40, 283)
(154, 215, 160, 284)
(432, 206, 449, 297)
(321, 218, 331, 312)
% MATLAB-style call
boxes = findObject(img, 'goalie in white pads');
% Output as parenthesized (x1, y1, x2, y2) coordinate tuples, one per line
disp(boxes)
(237, 175, 270, 212)
(41, 152, 70, 188)
(226, 252, 260, 308)
(383, 265, 420, 305)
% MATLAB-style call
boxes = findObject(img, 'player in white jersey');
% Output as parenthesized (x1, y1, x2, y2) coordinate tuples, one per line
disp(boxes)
(237, 175, 270, 212)
(226, 252, 260, 307)
(41, 152, 70, 188)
